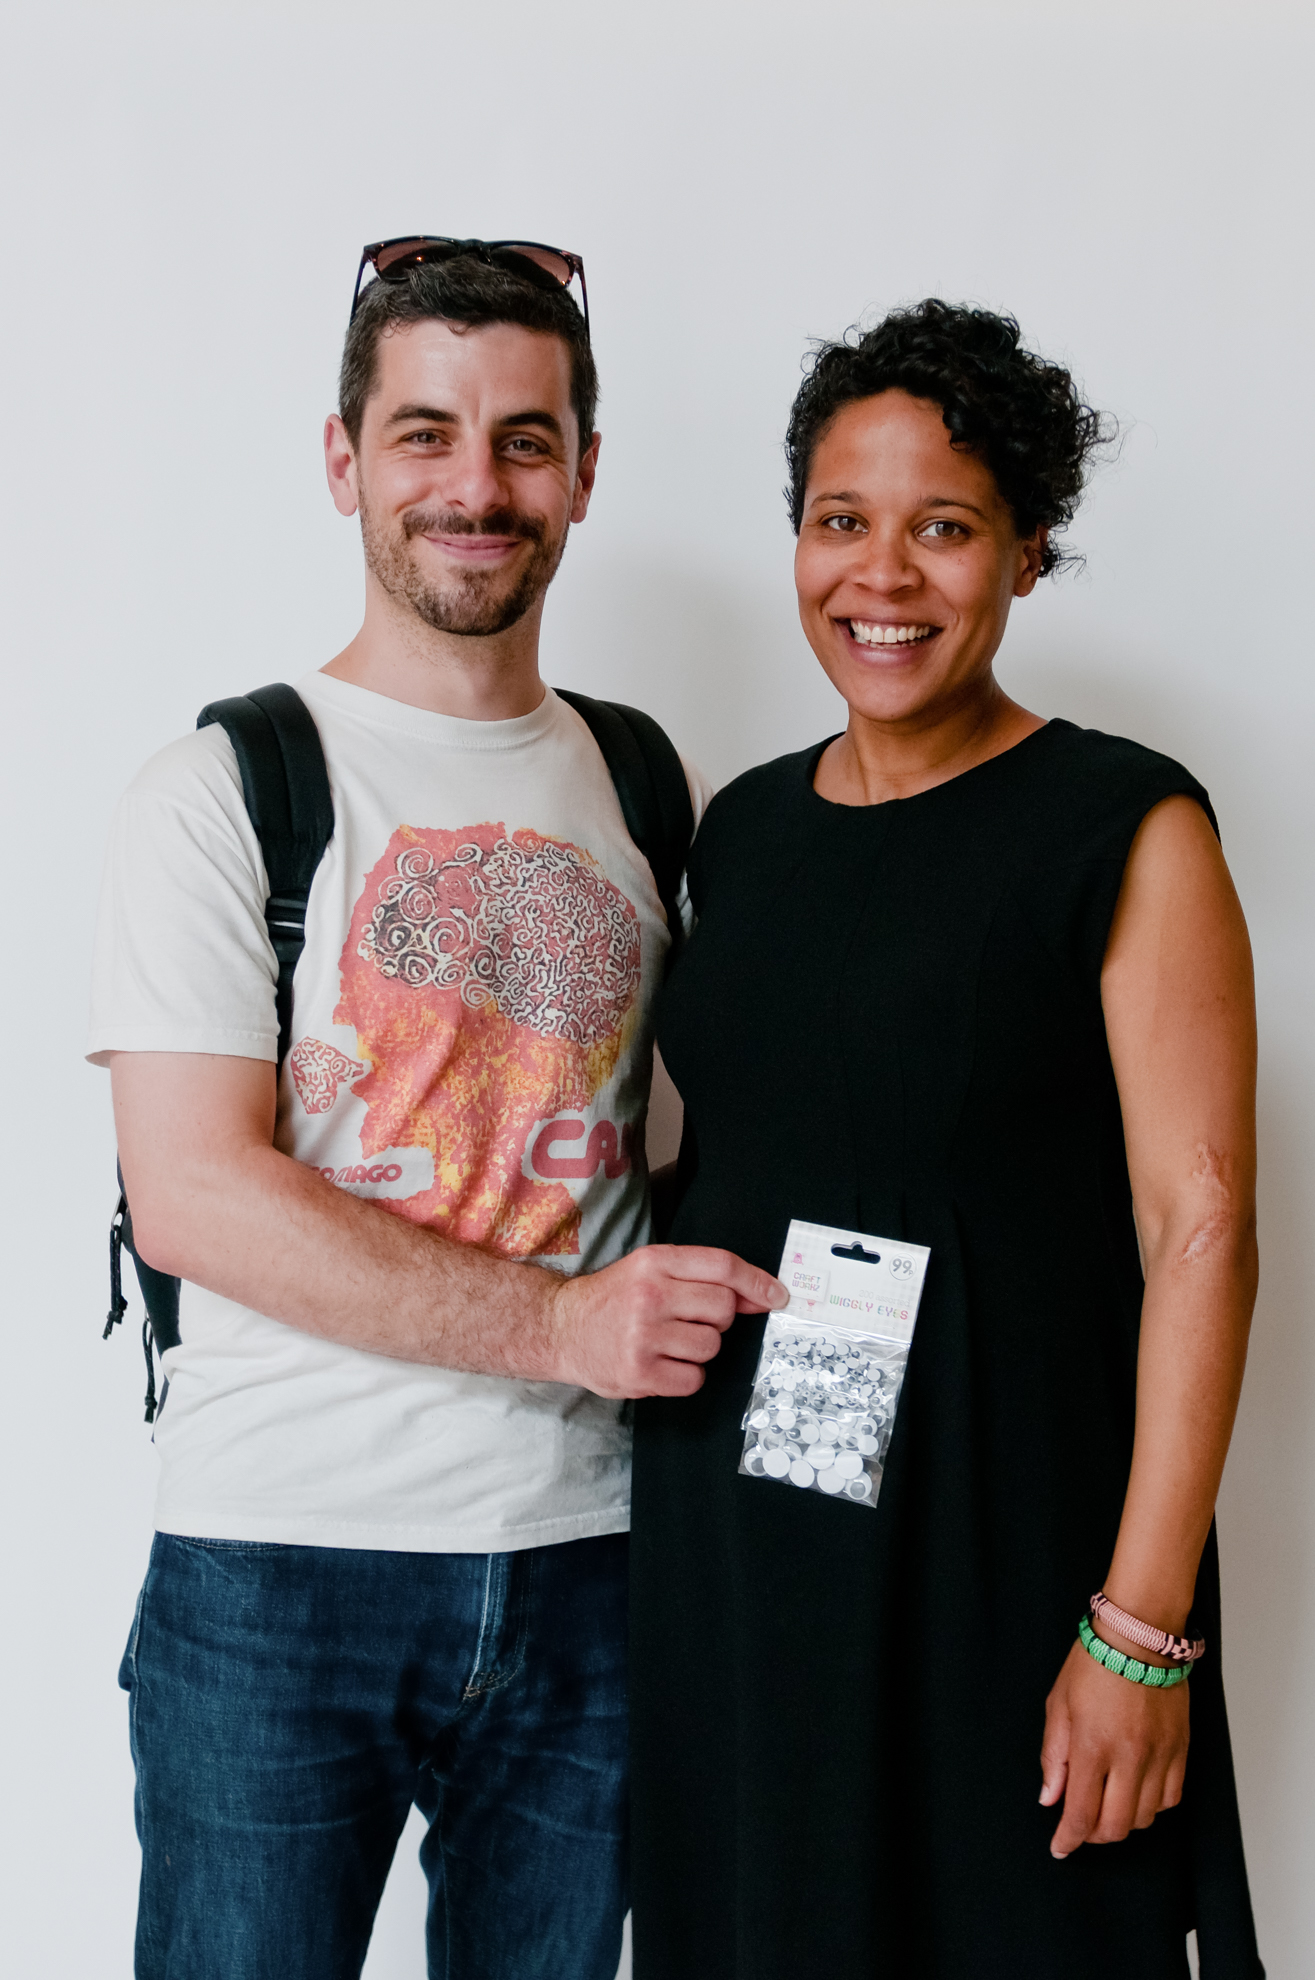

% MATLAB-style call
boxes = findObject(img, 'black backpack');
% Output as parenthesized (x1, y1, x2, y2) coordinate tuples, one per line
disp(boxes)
(105, 681, 695, 1421)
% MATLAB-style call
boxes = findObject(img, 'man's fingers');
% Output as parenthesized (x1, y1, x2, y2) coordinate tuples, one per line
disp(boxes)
(657, 1245, 787, 1313)
(654, 1321, 728, 1367)
(635, 1357, 706, 1400)
(655, 1280, 739, 1331)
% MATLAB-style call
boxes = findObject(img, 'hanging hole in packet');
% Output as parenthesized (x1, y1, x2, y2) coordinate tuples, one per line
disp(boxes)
(740, 1219, 930, 1509)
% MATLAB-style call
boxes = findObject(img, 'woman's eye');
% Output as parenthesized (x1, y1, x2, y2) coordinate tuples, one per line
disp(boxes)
(921, 519, 966, 540)
(821, 514, 863, 533)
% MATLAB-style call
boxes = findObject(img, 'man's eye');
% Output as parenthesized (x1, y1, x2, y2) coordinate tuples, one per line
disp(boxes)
(405, 430, 442, 445)
(821, 514, 863, 533)
(506, 436, 547, 455)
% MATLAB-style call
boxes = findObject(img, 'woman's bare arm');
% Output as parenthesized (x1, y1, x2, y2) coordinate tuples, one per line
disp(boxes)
(1041, 794, 1258, 1857)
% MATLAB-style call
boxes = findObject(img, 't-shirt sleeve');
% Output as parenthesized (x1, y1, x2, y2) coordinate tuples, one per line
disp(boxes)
(86, 724, 280, 1067)
(676, 756, 715, 937)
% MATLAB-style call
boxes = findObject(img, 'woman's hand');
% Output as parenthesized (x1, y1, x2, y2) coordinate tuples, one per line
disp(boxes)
(1040, 1642, 1189, 1857)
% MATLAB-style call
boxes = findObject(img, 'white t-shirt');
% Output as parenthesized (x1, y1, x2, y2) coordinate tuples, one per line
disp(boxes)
(89, 672, 709, 1554)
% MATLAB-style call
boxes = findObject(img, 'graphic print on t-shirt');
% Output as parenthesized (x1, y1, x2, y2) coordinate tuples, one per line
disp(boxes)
(289, 1037, 366, 1113)
(309, 820, 642, 1258)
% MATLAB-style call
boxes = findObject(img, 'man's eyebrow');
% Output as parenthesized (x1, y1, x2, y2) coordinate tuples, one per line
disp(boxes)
(498, 409, 565, 439)
(383, 405, 566, 441)
(385, 403, 457, 427)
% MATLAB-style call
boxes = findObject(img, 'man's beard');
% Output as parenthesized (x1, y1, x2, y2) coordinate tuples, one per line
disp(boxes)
(360, 492, 569, 637)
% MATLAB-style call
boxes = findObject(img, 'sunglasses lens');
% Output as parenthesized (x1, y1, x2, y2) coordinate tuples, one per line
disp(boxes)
(493, 245, 576, 288)
(372, 237, 454, 276)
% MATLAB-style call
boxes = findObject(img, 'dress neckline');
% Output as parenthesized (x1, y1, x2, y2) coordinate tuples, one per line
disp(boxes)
(803, 717, 1065, 813)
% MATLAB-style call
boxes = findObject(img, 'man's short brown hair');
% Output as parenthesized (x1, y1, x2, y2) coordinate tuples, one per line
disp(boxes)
(339, 255, 598, 453)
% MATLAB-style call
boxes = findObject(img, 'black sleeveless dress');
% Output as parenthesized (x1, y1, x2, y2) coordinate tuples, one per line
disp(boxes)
(631, 722, 1263, 1980)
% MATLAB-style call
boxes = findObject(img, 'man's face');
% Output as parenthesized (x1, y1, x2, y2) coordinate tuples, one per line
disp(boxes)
(335, 318, 598, 637)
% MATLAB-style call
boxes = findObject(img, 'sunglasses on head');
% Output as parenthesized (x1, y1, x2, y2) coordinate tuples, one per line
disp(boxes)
(350, 236, 589, 337)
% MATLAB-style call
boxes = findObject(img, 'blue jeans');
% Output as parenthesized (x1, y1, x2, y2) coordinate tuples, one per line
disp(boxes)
(120, 1531, 629, 1980)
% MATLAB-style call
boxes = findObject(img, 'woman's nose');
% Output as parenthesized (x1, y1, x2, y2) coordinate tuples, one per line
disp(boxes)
(857, 527, 920, 593)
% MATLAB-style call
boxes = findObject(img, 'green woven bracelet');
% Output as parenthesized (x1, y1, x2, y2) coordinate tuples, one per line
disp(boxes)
(1077, 1613, 1191, 1689)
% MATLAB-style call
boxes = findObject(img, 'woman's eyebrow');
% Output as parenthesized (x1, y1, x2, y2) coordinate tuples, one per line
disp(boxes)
(806, 491, 990, 517)
(923, 496, 989, 518)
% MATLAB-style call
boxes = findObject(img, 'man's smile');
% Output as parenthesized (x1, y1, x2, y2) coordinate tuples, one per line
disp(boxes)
(423, 532, 525, 564)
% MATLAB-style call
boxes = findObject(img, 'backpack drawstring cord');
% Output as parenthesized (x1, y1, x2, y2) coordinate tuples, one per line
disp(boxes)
(106, 1193, 128, 1340)
(141, 1319, 158, 1425)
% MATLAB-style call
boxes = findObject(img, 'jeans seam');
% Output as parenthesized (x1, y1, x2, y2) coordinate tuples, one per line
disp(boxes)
(129, 1546, 158, 1974)
(505, 1545, 535, 1686)
(464, 1550, 535, 1699)
(463, 1553, 503, 1698)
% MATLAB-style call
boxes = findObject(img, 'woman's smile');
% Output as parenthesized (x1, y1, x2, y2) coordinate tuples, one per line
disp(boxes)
(844, 618, 940, 649)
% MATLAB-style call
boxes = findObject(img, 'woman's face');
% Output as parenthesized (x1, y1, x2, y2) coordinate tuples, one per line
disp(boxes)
(794, 389, 1044, 728)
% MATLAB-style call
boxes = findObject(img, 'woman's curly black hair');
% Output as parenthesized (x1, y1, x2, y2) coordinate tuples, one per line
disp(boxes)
(784, 299, 1113, 576)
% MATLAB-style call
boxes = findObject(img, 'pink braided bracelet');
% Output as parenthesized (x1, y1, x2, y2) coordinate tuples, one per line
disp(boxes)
(1089, 1592, 1205, 1665)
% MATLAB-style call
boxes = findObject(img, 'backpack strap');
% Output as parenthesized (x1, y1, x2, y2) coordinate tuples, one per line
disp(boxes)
(108, 683, 333, 1421)
(555, 690, 695, 957)
(196, 683, 335, 1067)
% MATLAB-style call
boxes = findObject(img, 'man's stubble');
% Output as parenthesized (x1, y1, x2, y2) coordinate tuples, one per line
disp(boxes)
(359, 487, 570, 638)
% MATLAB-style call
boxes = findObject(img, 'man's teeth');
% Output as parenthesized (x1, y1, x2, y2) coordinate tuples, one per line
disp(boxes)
(849, 622, 935, 646)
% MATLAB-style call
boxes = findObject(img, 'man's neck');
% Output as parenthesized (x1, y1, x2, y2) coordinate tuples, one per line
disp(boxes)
(322, 584, 547, 721)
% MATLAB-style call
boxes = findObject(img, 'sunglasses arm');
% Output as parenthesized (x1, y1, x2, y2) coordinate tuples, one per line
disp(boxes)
(349, 249, 374, 325)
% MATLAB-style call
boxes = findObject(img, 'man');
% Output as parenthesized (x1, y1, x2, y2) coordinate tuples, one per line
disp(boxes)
(91, 238, 784, 1980)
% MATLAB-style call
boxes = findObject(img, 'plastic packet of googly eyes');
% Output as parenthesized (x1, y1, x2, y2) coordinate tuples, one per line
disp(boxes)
(740, 1219, 929, 1508)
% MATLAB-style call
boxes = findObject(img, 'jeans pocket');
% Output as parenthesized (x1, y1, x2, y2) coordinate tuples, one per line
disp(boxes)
(171, 1535, 291, 1554)
(119, 1577, 148, 1692)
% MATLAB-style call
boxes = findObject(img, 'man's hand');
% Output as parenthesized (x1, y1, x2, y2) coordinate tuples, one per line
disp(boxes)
(1040, 1640, 1190, 1858)
(549, 1245, 787, 1398)
(111, 1051, 785, 1390)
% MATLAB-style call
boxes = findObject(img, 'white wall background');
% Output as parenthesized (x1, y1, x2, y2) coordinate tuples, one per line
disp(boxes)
(1, 2, 1311, 1973)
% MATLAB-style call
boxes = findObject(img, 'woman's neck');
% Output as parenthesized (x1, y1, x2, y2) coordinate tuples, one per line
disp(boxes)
(813, 677, 1046, 806)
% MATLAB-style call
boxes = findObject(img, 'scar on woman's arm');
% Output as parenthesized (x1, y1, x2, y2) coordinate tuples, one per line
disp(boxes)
(1177, 1144, 1248, 1266)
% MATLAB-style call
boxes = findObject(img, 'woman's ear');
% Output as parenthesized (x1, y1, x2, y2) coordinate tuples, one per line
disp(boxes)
(1014, 527, 1048, 597)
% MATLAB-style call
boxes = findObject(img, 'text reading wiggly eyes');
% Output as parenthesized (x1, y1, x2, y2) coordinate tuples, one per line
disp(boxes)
(829, 1295, 911, 1323)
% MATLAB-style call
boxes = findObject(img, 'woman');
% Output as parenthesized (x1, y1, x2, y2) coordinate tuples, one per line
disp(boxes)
(631, 301, 1262, 1978)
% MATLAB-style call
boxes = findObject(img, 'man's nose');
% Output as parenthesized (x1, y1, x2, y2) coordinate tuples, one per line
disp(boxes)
(435, 435, 510, 517)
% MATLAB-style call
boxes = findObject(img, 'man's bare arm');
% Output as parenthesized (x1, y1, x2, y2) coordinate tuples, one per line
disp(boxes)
(112, 1051, 784, 1399)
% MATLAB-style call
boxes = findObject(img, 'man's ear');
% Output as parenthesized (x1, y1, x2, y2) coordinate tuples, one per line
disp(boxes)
(1014, 525, 1047, 597)
(324, 414, 360, 518)
(570, 431, 601, 526)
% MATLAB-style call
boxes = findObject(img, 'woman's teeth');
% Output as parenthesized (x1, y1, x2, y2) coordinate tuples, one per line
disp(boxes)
(849, 621, 935, 646)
